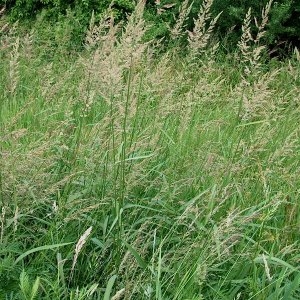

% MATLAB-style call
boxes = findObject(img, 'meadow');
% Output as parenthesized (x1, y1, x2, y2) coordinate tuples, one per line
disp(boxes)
(0, 1, 300, 299)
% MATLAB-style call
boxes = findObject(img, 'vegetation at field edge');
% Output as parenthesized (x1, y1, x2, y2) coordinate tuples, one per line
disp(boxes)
(0, 0, 300, 299)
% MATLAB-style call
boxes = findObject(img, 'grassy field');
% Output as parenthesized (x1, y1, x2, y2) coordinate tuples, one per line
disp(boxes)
(1, 1, 300, 299)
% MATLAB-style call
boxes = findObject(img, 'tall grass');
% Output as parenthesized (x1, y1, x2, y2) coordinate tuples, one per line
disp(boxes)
(1, 1, 300, 299)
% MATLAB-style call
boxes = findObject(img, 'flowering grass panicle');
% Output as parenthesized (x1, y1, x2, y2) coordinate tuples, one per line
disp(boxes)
(9, 37, 20, 95)
(238, 0, 273, 76)
(70, 226, 93, 281)
(188, 0, 221, 56)
(170, 0, 192, 40)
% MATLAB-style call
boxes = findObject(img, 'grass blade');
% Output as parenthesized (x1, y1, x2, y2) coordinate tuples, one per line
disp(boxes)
(103, 275, 117, 300)
(14, 242, 74, 265)
(123, 241, 147, 269)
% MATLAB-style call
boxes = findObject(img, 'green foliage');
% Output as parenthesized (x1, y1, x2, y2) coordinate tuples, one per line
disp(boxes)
(208, 0, 300, 53)
(19, 270, 40, 300)
(3, 0, 136, 51)
(267, 0, 300, 53)
(1, 2, 300, 299)
(5, 0, 300, 55)
(6, 0, 135, 20)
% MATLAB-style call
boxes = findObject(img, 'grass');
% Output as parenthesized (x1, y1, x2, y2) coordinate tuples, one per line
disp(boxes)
(1, 1, 300, 299)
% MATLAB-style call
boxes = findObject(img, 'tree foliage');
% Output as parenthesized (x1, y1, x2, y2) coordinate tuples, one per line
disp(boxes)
(3, 0, 300, 55)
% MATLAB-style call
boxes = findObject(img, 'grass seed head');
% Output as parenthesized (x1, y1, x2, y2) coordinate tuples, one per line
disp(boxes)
(70, 226, 93, 280)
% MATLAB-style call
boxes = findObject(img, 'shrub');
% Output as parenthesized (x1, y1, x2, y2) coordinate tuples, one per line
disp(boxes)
(208, 0, 300, 55)
(4, 0, 300, 56)
(5, 0, 135, 20)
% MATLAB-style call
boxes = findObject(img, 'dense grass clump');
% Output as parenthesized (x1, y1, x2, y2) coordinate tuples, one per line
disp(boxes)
(1, 1, 300, 299)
